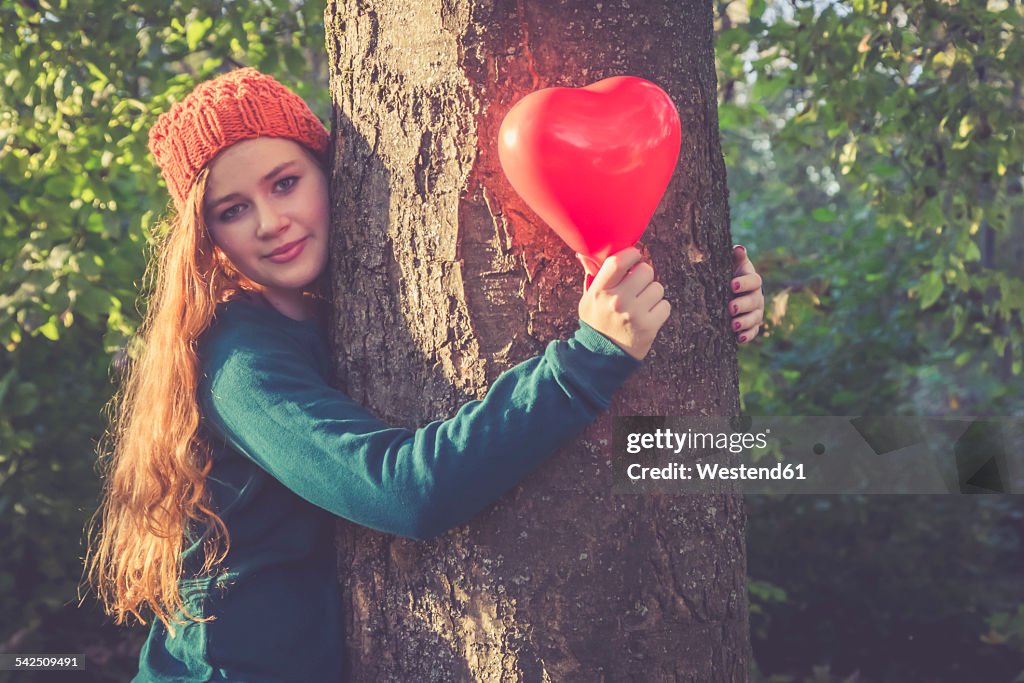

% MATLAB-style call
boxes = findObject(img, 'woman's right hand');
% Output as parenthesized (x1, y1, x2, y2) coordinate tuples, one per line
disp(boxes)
(576, 247, 671, 361)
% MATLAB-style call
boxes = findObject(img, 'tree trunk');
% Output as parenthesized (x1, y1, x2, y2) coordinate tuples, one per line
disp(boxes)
(324, 1, 750, 680)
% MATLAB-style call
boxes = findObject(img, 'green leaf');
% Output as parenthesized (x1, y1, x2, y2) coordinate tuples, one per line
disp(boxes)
(719, 102, 744, 130)
(752, 74, 790, 100)
(870, 163, 901, 178)
(919, 271, 944, 310)
(827, 120, 849, 139)
(37, 319, 60, 341)
(958, 114, 974, 139)
(84, 61, 108, 85)
(812, 207, 837, 222)
(44, 175, 73, 198)
(0, 368, 16, 405)
(963, 240, 980, 262)
(994, 336, 1008, 357)
(186, 17, 212, 52)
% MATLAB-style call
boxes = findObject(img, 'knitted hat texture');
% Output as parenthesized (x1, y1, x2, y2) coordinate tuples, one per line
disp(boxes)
(148, 67, 329, 213)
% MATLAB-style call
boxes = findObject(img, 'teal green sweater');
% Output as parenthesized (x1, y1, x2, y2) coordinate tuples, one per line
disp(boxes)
(134, 298, 641, 682)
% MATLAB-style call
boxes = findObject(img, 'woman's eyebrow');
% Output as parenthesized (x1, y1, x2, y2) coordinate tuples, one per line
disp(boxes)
(207, 159, 302, 208)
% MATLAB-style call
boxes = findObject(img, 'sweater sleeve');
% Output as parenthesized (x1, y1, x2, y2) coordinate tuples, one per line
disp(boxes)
(199, 319, 641, 540)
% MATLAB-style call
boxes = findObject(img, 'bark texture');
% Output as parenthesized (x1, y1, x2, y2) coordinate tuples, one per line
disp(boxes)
(324, 1, 749, 680)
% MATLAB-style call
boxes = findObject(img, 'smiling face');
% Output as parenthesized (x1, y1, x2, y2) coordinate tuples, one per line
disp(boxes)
(203, 137, 329, 308)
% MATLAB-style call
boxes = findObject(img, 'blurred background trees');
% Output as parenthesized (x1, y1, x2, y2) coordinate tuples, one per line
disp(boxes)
(717, 1, 1024, 680)
(719, 0, 1023, 419)
(0, 0, 1021, 680)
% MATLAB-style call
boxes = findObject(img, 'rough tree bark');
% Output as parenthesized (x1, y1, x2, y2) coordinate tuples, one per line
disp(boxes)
(324, 1, 749, 680)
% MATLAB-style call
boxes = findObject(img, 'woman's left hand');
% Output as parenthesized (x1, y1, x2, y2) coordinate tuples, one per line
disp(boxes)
(729, 245, 764, 345)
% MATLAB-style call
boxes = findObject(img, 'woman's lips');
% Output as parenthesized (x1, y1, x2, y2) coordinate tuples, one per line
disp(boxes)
(266, 237, 307, 264)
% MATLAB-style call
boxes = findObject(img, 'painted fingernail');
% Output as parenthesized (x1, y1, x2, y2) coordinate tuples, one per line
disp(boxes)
(732, 281, 740, 291)
(732, 304, 739, 314)
(733, 244, 745, 253)
(734, 321, 742, 330)
(739, 335, 747, 343)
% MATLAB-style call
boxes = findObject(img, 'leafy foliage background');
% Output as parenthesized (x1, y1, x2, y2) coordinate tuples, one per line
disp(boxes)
(0, 0, 1021, 681)
(718, 1, 1024, 681)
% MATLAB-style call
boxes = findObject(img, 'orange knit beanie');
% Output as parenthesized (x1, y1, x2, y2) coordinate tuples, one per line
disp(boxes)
(148, 67, 330, 213)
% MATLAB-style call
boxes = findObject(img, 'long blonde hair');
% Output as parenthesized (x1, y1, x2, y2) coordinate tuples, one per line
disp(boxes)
(82, 166, 254, 636)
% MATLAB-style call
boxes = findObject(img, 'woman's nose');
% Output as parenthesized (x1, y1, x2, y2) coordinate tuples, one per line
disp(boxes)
(255, 202, 289, 237)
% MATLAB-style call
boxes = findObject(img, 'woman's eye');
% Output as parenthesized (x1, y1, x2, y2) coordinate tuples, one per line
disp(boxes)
(276, 176, 299, 192)
(216, 177, 298, 222)
(220, 205, 242, 222)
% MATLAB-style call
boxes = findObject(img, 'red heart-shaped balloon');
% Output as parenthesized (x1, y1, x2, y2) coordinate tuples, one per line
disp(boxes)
(498, 76, 681, 265)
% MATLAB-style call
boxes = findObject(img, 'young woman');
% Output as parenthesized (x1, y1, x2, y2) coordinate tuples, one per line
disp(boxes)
(83, 68, 765, 681)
